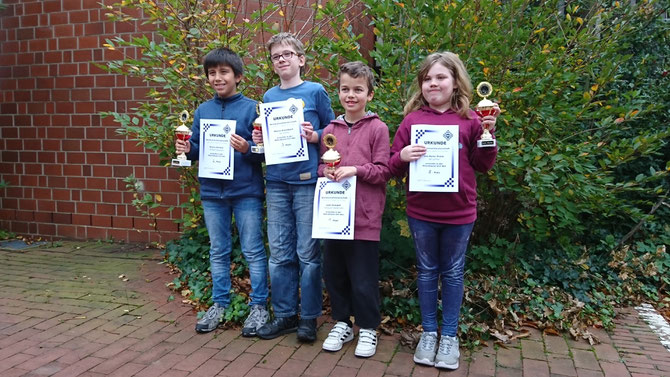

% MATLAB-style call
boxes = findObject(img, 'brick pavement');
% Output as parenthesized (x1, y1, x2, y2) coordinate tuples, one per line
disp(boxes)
(0, 241, 667, 376)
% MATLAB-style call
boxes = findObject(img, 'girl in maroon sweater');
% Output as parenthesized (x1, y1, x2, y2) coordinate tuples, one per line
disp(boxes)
(389, 52, 500, 370)
(317, 62, 390, 358)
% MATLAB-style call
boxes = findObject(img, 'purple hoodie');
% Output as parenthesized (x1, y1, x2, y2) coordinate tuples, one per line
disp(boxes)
(317, 113, 391, 241)
(389, 106, 497, 224)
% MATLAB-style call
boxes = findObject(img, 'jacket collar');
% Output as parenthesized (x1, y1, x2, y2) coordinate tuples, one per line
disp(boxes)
(331, 111, 378, 128)
(213, 92, 242, 104)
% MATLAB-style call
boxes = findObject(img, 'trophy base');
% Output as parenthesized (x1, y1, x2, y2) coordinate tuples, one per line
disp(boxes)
(477, 139, 496, 148)
(251, 145, 264, 154)
(171, 159, 192, 167)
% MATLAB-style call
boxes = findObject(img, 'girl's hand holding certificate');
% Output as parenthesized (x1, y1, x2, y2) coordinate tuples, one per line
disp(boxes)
(399, 144, 427, 162)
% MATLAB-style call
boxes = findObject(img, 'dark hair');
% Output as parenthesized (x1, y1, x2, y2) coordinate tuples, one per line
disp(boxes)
(203, 47, 244, 77)
(338, 61, 375, 93)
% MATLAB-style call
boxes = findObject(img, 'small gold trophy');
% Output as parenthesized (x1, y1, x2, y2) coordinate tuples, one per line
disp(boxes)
(251, 103, 264, 154)
(321, 134, 341, 173)
(171, 110, 192, 167)
(475, 81, 497, 148)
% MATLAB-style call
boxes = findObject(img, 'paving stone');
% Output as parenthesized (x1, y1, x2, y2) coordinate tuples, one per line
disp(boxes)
(545, 334, 571, 355)
(468, 350, 496, 376)
(497, 345, 522, 369)
(218, 352, 262, 376)
(273, 357, 310, 377)
(548, 355, 578, 376)
(572, 349, 601, 370)
(257, 344, 295, 370)
(1, 244, 666, 377)
(522, 338, 548, 360)
(303, 350, 341, 376)
(524, 358, 551, 377)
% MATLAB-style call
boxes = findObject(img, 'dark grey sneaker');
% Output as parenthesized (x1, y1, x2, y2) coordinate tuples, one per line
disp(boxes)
(195, 303, 225, 333)
(241, 304, 269, 337)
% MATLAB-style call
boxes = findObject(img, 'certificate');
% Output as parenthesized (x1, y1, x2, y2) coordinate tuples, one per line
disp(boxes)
(259, 98, 309, 165)
(198, 119, 236, 180)
(312, 177, 356, 240)
(409, 124, 459, 192)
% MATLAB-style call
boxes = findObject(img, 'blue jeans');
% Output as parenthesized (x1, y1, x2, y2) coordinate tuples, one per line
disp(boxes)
(266, 181, 322, 319)
(408, 216, 474, 336)
(202, 197, 268, 308)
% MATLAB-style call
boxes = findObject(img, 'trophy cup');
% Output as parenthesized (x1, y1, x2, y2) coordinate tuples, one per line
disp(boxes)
(475, 81, 497, 148)
(251, 103, 264, 154)
(321, 134, 341, 173)
(171, 110, 192, 167)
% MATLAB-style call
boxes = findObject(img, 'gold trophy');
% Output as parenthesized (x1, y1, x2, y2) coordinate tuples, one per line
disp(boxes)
(475, 81, 497, 148)
(251, 103, 264, 154)
(321, 134, 341, 173)
(171, 110, 192, 167)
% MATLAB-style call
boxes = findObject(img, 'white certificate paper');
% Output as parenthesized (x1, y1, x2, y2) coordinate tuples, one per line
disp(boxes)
(259, 98, 309, 165)
(409, 124, 459, 192)
(312, 177, 356, 240)
(198, 119, 236, 180)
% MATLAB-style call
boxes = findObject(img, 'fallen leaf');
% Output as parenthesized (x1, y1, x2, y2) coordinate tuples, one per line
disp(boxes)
(544, 328, 560, 336)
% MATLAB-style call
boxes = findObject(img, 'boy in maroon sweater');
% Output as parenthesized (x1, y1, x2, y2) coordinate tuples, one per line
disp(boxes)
(316, 61, 390, 358)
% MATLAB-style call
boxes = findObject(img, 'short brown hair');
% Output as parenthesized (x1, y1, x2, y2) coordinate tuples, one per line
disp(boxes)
(266, 32, 306, 74)
(338, 61, 375, 93)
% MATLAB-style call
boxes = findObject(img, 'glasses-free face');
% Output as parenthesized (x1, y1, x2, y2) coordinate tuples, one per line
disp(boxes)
(338, 73, 373, 120)
(207, 64, 240, 99)
(421, 63, 457, 112)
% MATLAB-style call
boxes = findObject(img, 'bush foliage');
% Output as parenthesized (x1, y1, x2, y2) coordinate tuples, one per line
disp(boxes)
(102, 0, 669, 340)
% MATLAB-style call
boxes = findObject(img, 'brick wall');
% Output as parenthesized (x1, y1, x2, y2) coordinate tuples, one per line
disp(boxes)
(0, 0, 372, 244)
(0, 0, 183, 243)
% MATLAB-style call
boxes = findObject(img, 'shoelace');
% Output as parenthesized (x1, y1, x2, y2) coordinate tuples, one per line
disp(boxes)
(419, 333, 437, 350)
(245, 306, 262, 325)
(204, 304, 222, 320)
(439, 338, 453, 354)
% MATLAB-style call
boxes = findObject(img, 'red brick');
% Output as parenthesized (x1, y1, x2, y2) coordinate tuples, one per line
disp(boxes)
(190, 358, 229, 377)
(90, 215, 111, 227)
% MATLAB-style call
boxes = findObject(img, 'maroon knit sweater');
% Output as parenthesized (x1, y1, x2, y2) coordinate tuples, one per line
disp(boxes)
(389, 106, 497, 224)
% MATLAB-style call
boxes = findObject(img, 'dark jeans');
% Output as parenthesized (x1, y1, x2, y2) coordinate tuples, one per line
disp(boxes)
(323, 239, 380, 329)
(408, 216, 474, 336)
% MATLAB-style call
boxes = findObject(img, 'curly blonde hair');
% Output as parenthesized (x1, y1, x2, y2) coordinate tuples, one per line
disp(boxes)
(403, 52, 473, 118)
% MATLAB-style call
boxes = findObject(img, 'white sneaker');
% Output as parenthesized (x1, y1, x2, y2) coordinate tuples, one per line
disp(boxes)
(322, 322, 353, 351)
(413, 331, 438, 366)
(354, 328, 377, 358)
(434, 335, 460, 369)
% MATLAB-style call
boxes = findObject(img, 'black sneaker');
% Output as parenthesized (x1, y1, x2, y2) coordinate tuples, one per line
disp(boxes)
(297, 318, 317, 342)
(257, 315, 298, 340)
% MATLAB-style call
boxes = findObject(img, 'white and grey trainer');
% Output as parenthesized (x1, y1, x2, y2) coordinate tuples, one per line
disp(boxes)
(413, 331, 438, 366)
(241, 304, 269, 337)
(435, 335, 460, 369)
(195, 303, 225, 333)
